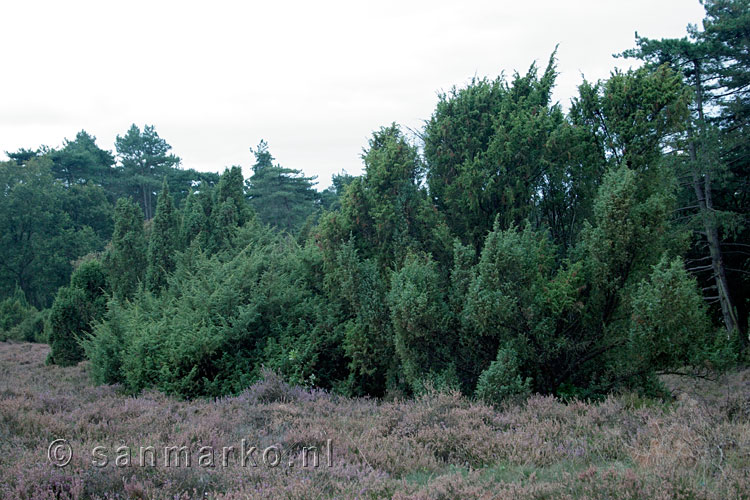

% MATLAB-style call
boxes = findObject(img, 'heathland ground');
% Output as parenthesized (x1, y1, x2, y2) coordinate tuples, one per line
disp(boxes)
(0, 341, 748, 499)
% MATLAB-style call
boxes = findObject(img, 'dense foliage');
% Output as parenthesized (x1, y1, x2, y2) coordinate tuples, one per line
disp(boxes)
(47, 260, 107, 366)
(2, 0, 747, 401)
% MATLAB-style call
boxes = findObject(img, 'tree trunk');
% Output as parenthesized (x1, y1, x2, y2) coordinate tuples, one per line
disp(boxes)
(688, 132, 739, 338)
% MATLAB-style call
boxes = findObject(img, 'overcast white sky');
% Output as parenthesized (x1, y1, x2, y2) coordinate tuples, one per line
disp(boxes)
(1, 1, 705, 189)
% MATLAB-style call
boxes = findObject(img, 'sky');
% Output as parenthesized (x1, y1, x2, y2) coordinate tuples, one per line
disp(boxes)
(0, 0, 706, 189)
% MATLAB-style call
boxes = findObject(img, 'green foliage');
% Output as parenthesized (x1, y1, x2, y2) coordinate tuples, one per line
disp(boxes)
(47, 260, 108, 365)
(628, 256, 717, 371)
(71, 260, 108, 304)
(0, 128, 213, 313)
(318, 171, 356, 212)
(47, 287, 89, 366)
(115, 124, 180, 219)
(40, 46, 737, 401)
(0, 159, 103, 307)
(181, 189, 210, 247)
(474, 346, 532, 405)
(49, 130, 115, 187)
(82, 299, 128, 385)
(323, 124, 452, 270)
(462, 221, 556, 386)
(14, 310, 47, 343)
(105, 198, 147, 300)
(246, 141, 319, 233)
(557, 164, 678, 394)
(619, 0, 750, 349)
(215, 166, 252, 227)
(146, 180, 180, 292)
(163, 168, 220, 210)
(457, 158, 705, 398)
(322, 240, 397, 396)
(61, 183, 114, 244)
(0, 288, 44, 342)
(47, 261, 107, 366)
(207, 166, 254, 252)
(571, 66, 690, 171)
(424, 51, 600, 252)
(87, 223, 348, 398)
(448, 239, 475, 313)
(388, 253, 457, 393)
(0, 288, 34, 333)
(423, 72, 506, 247)
(304, 124, 458, 395)
(581, 165, 673, 295)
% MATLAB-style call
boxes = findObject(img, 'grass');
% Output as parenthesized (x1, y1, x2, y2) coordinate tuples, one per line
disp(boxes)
(0, 341, 748, 499)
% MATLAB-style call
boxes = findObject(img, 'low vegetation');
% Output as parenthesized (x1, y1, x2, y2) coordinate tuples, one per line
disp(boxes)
(1, 342, 748, 499)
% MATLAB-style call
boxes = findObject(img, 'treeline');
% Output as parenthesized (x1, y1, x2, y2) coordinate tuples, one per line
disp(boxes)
(0, 125, 211, 310)
(2, 0, 748, 401)
(0, 127, 338, 312)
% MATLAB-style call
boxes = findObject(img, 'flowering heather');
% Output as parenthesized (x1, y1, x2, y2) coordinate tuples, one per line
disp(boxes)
(0, 341, 748, 499)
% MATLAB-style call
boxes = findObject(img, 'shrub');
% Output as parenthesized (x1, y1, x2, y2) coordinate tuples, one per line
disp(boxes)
(628, 255, 726, 372)
(47, 286, 90, 366)
(5, 308, 47, 342)
(475, 346, 532, 405)
(87, 224, 350, 398)
(47, 260, 108, 366)
(82, 300, 128, 384)
(0, 288, 41, 342)
(241, 368, 302, 404)
(388, 253, 457, 393)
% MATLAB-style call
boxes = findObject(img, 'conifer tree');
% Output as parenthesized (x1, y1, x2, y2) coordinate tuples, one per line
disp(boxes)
(619, 0, 749, 346)
(49, 130, 115, 187)
(47, 260, 107, 366)
(115, 124, 180, 219)
(105, 198, 147, 299)
(246, 141, 319, 233)
(208, 166, 253, 251)
(388, 252, 457, 392)
(181, 189, 209, 247)
(423, 52, 595, 251)
(324, 124, 451, 270)
(80, 51, 730, 400)
(215, 166, 251, 225)
(146, 179, 180, 292)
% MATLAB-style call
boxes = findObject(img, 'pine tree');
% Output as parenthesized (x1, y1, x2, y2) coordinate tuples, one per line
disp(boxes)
(49, 130, 115, 187)
(115, 124, 180, 219)
(246, 141, 319, 233)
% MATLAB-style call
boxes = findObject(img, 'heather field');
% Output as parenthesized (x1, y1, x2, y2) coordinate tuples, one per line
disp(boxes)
(0, 341, 748, 500)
